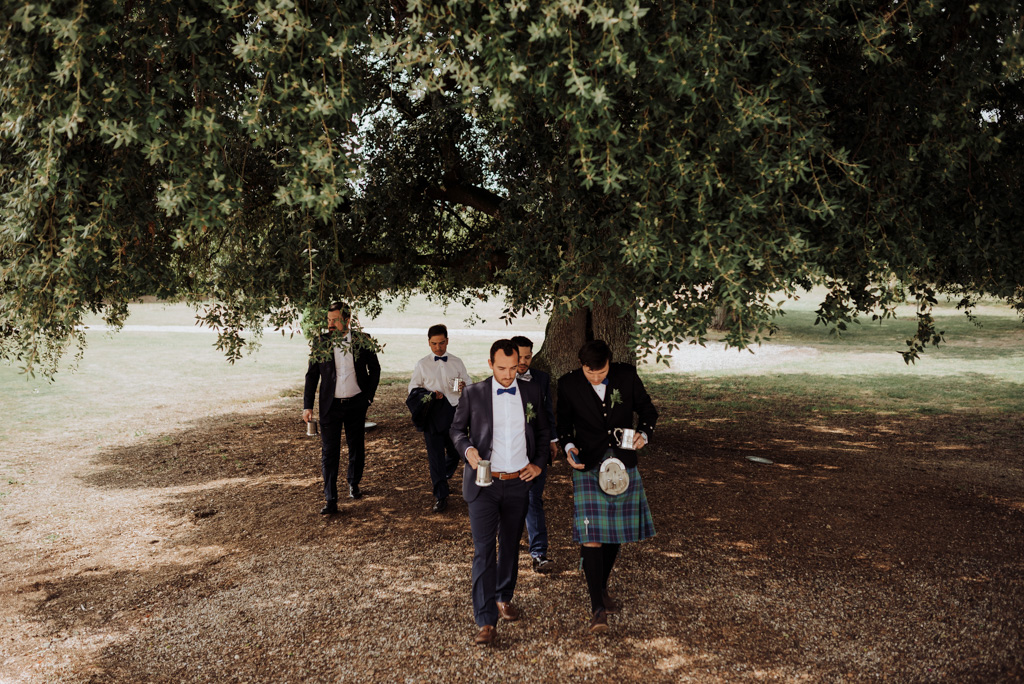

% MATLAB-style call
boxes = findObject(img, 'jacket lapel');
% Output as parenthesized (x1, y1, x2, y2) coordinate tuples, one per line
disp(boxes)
(518, 383, 534, 458)
(479, 383, 494, 457)
(582, 374, 606, 422)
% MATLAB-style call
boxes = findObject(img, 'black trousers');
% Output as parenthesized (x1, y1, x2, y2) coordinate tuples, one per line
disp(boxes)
(467, 477, 532, 627)
(320, 396, 369, 502)
(424, 399, 459, 500)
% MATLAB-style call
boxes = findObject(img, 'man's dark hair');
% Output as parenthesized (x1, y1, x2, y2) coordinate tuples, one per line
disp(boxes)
(328, 301, 351, 318)
(490, 338, 519, 362)
(427, 324, 448, 339)
(510, 335, 533, 350)
(578, 339, 612, 369)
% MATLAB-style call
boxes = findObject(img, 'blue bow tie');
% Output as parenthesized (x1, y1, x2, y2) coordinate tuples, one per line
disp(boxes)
(497, 386, 516, 396)
(601, 378, 609, 385)
(434, 356, 448, 362)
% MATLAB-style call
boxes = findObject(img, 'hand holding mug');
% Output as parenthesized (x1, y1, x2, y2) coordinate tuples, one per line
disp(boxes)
(466, 446, 482, 469)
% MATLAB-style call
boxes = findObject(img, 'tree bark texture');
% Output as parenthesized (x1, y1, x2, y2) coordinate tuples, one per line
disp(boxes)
(711, 303, 735, 331)
(532, 304, 637, 394)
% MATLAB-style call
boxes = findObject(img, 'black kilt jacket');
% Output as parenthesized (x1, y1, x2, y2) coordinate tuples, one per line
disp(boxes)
(556, 362, 657, 471)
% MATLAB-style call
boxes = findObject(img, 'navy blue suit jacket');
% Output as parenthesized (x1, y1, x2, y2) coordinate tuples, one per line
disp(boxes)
(450, 378, 551, 503)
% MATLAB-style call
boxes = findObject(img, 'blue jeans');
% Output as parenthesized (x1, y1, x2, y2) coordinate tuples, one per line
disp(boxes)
(525, 465, 548, 558)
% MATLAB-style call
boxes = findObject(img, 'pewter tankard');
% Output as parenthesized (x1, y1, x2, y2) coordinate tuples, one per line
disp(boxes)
(613, 427, 636, 450)
(475, 459, 493, 487)
(306, 419, 319, 436)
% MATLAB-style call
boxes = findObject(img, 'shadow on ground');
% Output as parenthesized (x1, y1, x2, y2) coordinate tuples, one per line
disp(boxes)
(5, 380, 1024, 682)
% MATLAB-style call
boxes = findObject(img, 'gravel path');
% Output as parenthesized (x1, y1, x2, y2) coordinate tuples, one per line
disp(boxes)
(1, 381, 1022, 682)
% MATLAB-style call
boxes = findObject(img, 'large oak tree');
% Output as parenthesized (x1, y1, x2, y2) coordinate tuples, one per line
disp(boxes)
(2, 0, 1021, 377)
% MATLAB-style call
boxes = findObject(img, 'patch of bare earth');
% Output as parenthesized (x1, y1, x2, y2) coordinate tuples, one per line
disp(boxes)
(1, 381, 1022, 682)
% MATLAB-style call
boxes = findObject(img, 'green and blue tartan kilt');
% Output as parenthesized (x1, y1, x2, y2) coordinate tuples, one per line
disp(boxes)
(571, 451, 655, 545)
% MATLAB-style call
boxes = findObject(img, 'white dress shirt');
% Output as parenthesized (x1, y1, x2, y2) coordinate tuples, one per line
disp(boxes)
(333, 332, 362, 399)
(408, 352, 471, 407)
(488, 378, 529, 474)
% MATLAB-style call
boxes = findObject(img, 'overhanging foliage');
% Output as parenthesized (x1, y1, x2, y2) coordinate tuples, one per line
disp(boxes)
(2, 0, 1021, 374)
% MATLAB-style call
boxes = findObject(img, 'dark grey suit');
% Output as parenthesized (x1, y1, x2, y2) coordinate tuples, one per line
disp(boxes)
(450, 378, 550, 626)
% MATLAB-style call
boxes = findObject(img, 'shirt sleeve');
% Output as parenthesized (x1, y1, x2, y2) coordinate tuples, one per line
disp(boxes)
(456, 358, 471, 383)
(408, 359, 425, 395)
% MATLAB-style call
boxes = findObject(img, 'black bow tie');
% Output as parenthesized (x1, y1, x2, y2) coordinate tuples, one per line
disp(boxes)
(434, 356, 448, 362)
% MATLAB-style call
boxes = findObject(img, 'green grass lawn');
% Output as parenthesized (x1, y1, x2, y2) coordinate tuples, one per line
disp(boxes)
(2, 291, 1021, 448)
(0, 295, 545, 446)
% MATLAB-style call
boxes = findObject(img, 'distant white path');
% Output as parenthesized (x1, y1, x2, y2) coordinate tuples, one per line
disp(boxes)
(80, 325, 546, 337)
(82, 325, 817, 372)
(663, 342, 819, 372)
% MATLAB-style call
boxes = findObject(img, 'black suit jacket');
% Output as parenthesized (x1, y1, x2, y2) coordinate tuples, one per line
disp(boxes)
(450, 378, 551, 502)
(303, 332, 381, 420)
(518, 367, 556, 465)
(556, 363, 657, 470)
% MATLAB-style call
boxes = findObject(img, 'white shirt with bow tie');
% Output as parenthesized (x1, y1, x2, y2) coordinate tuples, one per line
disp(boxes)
(488, 378, 529, 473)
(408, 352, 471, 407)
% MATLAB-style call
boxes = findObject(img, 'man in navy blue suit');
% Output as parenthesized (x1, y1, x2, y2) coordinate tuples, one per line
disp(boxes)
(450, 339, 551, 646)
(510, 335, 559, 573)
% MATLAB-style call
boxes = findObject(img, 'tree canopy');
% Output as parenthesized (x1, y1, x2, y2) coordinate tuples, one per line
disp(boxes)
(2, 0, 1022, 375)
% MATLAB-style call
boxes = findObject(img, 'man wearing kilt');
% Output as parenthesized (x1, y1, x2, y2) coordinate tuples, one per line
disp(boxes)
(557, 340, 658, 634)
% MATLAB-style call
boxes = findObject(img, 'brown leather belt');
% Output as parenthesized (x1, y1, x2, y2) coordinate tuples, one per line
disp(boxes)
(489, 471, 521, 481)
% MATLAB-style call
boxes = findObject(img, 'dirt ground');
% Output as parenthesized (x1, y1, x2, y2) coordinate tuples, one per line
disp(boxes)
(1, 379, 1022, 682)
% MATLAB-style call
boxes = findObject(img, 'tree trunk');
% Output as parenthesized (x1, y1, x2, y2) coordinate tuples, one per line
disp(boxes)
(532, 304, 637, 391)
(710, 303, 734, 331)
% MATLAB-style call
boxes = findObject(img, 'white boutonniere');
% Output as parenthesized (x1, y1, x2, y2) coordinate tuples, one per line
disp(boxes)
(609, 389, 622, 408)
(525, 402, 536, 422)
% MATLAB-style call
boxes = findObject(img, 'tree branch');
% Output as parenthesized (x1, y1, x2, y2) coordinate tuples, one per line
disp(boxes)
(424, 176, 503, 216)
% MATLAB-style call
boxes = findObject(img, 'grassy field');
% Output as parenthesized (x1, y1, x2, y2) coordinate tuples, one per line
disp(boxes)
(0, 294, 546, 446)
(2, 291, 1022, 447)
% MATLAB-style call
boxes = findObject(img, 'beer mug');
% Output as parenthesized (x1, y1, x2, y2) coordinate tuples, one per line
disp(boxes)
(475, 459, 493, 487)
(451, 377, 463, 393)
(306, 419, 319, 436)
(613, 427, 637, 450)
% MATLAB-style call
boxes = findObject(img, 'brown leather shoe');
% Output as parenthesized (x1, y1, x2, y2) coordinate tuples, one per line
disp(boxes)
(496, 601, 521, 621)
(602, 590, 621, 613)
(474, 625, 497, 646)
(589, 608, 609, 634)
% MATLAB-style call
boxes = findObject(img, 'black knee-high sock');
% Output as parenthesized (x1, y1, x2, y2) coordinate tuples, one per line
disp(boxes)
(581, 545, 605, 613)
(602, 543, 620, 588)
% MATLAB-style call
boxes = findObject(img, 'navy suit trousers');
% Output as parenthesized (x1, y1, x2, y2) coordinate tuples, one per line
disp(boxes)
(467, 477, 532, 627)
(424, 431, 460, 500)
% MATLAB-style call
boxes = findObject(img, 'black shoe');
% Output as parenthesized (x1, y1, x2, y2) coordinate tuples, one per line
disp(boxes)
(348, 484, 361, 499)
(320, 501, 338, 515)
(532, 555, 553, 573)
(432, 497, 448, 513)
